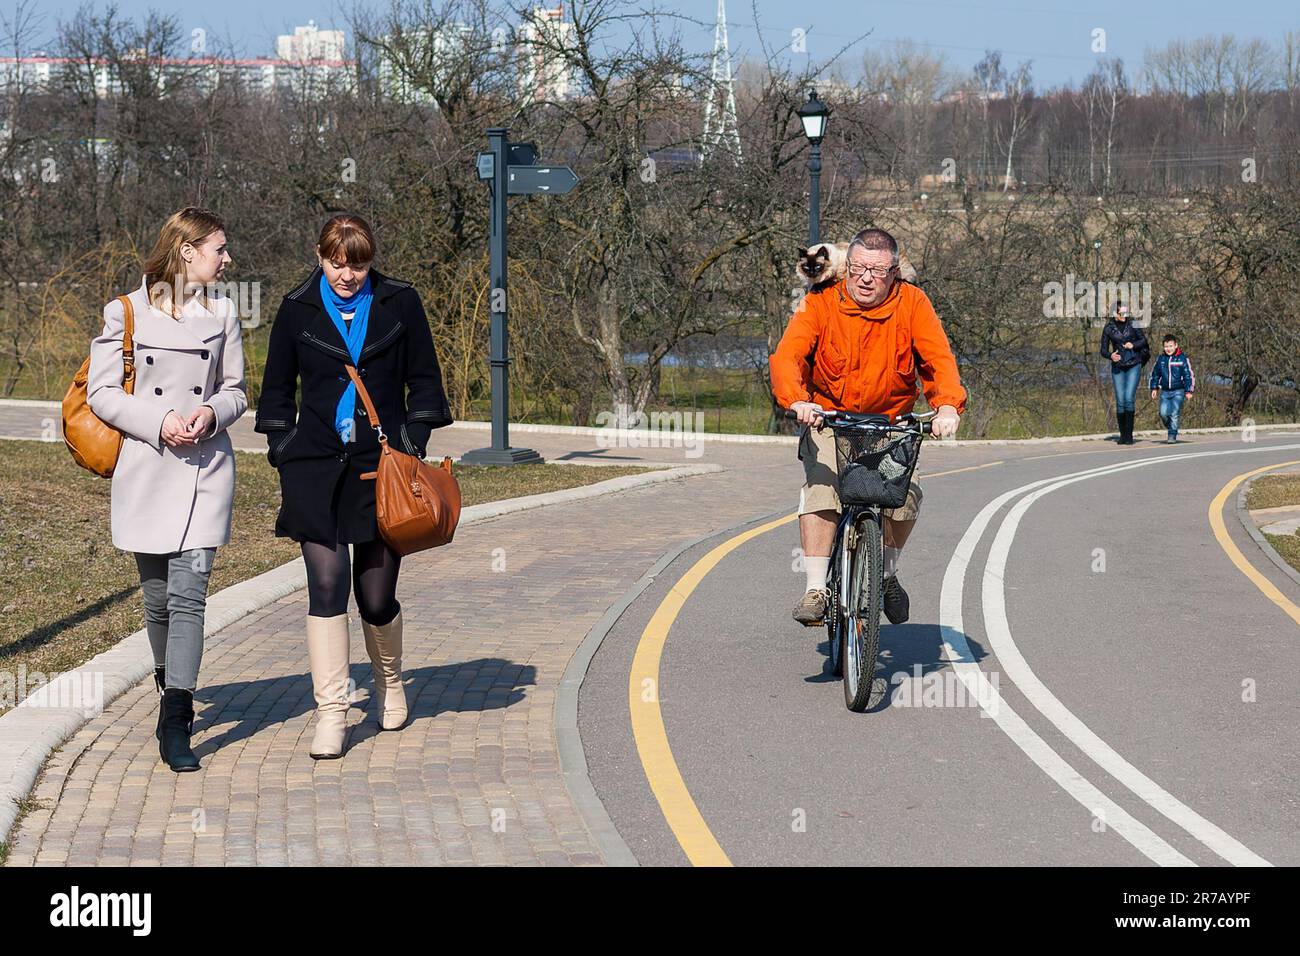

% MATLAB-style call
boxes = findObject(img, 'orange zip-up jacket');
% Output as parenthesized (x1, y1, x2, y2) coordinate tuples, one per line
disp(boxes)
(770, 278, 967, 420)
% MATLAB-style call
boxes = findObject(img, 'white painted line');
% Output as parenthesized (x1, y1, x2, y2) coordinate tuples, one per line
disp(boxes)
(940, 468, 1196, 866)
(977, 445, 1300, 867)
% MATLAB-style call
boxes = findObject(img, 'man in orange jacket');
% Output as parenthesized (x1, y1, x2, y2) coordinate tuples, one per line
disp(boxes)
(770, 227, 967, 626)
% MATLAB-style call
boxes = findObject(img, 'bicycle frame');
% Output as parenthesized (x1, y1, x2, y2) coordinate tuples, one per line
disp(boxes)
(816, 410, 931, 701)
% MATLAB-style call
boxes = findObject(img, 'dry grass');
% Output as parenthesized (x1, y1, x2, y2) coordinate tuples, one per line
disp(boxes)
(1245, 474, 1300, 511)
(0, 439, 655, 711)
(1263, 532, 1300, 576)
(1248, 474, 1300, 576)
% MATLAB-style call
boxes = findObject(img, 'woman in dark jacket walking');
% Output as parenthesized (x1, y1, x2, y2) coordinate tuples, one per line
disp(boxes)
(1099, 303, 1150, 445)
(255, 214, 452, 758)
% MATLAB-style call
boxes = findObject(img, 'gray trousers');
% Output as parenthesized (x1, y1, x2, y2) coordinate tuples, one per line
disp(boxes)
(134, 548, 217, 691)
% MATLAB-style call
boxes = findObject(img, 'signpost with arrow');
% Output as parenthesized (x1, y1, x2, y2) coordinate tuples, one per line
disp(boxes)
(460, 128, 580, 466)
(507, 165, 579, 195)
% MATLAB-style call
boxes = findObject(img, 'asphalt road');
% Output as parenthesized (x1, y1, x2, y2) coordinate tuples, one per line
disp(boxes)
(578, 431, 1300, 866)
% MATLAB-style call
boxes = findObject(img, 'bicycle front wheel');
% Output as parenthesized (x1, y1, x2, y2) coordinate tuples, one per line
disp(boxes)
(825, 542, 845, 677)
(842, 516, 882, 712)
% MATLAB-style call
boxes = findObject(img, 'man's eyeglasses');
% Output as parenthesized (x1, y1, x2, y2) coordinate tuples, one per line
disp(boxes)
(847, 263, 895, 279)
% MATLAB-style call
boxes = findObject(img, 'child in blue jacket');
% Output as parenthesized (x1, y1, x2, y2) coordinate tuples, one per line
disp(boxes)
(1149, 333, 1195, 443)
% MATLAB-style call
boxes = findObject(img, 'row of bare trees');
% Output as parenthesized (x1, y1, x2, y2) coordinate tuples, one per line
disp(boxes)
(852, 32, 1300, 194)
(1, 1, 1298, 436)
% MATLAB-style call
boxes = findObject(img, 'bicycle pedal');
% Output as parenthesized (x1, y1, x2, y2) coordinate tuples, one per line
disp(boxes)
(800, 620, 826, 628)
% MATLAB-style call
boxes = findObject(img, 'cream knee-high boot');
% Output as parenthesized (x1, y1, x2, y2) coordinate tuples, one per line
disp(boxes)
(305, 613, 351, 758)
(361, 608, 407, 731)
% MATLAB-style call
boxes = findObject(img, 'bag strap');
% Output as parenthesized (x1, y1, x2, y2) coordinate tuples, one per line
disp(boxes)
(344, 364, 387, 444)
(119, 295, 136, 394)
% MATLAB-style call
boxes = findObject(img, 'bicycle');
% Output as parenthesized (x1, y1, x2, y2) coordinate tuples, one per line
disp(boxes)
(789, 408, 932, 711)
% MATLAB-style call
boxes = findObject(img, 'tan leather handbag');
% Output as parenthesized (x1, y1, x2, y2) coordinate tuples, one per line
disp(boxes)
(346, 364, 461, 555)
(62, 294, 135, 478)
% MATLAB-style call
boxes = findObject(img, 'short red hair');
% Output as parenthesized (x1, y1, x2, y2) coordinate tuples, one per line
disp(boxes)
(317, 214, 376, 266)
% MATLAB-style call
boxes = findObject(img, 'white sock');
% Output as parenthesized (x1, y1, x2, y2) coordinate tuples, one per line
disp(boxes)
(883, 546, 901, 579)
(805, 556, 830, 592)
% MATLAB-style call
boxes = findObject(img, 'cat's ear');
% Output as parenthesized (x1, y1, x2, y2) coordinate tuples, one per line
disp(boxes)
(797, 246, 808, 258)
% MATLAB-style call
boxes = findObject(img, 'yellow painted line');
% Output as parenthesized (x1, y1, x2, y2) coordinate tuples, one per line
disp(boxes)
(628, 512, 793, 866)
(921, 461, 1003, 480)
(627, 458, 1001, 865)
(1209, 461, 1300, 627)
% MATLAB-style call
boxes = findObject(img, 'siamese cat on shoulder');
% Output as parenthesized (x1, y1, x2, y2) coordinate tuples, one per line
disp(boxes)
(795, 241, 917, 305)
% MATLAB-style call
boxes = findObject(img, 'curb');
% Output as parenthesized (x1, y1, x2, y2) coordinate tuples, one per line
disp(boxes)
(0, 461, 723, 849)
(554, 507, 791, 867)
(450, 419, 796, 445)
(933, 422, 1300, 447)
(1235, 471, 1300, 592)
(3, 397, 1296, 447)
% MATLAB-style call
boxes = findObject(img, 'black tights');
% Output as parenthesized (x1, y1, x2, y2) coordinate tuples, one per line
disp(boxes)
(301, 538, 402, 625)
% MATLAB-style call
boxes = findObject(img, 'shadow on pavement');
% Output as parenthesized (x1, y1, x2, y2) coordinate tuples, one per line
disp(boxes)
(191, 657, 536, 757)
(802, 621, 991, 713)
(554, 449, 647, 462)
(868, 623, 991, 713)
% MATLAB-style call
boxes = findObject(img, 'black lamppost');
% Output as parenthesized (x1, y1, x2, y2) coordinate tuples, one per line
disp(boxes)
(1091, 238, 1103, 415)
(798, 90, 830, 244)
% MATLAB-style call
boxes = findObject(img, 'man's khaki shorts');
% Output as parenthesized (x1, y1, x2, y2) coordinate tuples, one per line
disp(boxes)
(797, 422, 923, 521)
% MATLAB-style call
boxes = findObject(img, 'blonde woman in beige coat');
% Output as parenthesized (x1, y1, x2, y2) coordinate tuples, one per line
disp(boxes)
(86, 207, 247, 772)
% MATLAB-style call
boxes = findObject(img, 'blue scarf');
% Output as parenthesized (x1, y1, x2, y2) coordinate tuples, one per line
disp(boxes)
(319, 272, 373, 444)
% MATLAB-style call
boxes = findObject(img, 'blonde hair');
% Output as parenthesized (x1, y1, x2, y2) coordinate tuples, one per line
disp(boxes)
(141, 207, 226, 318)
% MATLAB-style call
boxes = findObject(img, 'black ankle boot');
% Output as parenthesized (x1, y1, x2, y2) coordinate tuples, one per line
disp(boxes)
(159, 688, 201, 772)
(1119, 411, 1134, 444)
(154, 667, 166, 741)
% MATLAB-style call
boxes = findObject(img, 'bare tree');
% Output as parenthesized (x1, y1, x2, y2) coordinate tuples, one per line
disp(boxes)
(997, 59, 1032, 191)
(972, 50, 1004, 189)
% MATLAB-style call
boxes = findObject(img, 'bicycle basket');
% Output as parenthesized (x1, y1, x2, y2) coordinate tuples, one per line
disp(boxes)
(835, 429, 922, 508)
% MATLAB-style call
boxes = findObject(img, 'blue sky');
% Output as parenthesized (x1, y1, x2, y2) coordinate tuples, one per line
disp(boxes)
(7, 0, 1298, 90)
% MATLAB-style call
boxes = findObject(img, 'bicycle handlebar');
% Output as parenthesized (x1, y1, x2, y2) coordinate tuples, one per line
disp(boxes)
(783, 408, 933, 436)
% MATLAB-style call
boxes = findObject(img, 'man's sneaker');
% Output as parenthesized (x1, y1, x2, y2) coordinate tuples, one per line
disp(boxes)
(882, 575, 909, 624)
(793, 588, 831, 626)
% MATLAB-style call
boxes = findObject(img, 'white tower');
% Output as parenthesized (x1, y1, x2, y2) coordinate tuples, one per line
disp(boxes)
(701, 0, 741, 161)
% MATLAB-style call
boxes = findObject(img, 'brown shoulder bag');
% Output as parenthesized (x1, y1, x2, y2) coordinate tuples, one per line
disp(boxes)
(346, 364, 461, 555)
(62, 294, 135, 478)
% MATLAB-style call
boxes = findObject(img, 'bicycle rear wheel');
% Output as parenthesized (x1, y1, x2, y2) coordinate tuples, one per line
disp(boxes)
(842, 516, 882, 712)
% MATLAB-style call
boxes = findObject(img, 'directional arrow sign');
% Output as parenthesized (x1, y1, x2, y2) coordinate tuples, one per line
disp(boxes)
(507, 165, 579, 195)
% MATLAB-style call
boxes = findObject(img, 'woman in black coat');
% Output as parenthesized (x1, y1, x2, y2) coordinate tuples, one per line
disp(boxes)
(1099, 303, 1150, 445)
(255, 214, 452, 758)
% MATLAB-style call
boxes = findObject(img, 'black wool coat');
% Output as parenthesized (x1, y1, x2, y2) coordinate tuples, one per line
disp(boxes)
(254, 266, 453, 544)
(1099, 319, 1151, 371)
